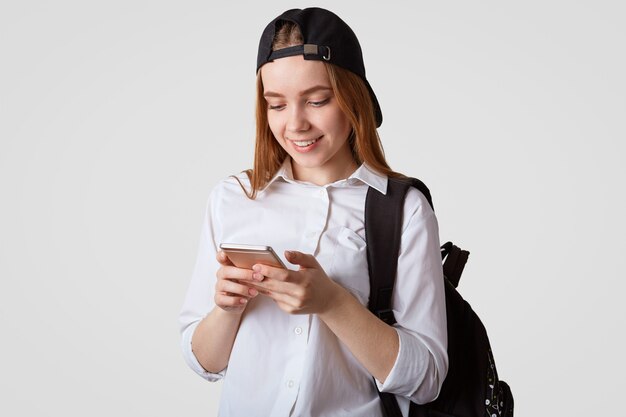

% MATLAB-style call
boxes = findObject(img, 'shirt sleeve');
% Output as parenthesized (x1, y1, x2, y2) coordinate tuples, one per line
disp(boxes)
(374, 187, 449, 404)
(179, 186, 226, 381)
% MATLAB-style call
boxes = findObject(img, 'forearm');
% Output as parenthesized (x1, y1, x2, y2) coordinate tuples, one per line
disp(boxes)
(191, 306, 244, 373)
(318, 283, 399, 383)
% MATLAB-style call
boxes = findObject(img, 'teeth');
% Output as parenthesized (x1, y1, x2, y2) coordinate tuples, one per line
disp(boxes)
(293, 138, 319, 147)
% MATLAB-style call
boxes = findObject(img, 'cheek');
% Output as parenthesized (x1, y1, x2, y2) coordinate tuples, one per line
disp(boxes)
(327, 111, 351, 137)
(310, 107, 349, 134)
(266, 113, 284, 139)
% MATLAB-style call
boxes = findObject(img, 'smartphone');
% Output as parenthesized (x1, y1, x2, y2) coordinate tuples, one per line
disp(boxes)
(219, 243, 286, 269)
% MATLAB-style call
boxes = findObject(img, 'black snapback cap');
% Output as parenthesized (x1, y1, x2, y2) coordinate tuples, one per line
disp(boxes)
(256, 7, 383, 127)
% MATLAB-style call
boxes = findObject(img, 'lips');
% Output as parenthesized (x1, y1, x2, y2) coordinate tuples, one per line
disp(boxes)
(289, 135, 322, 148)
(293, 139, 319, 147)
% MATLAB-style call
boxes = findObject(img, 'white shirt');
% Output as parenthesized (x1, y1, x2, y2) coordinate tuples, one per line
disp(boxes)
(179, 158, 448, 417)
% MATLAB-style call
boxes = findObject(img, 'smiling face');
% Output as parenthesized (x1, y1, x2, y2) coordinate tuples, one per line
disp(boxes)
(260, 55, 356, 185)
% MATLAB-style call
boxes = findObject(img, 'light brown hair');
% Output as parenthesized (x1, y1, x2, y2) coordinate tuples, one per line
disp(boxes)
(240, 21, 402, 198)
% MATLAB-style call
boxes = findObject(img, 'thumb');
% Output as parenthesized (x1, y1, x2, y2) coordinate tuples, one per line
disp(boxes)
(285, 250, 319, 269)
(216, 250, 234, 266)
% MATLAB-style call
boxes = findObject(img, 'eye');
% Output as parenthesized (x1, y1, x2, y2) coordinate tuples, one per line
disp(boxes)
(309, 98, 330, 107)
(267, 103, 285, 111)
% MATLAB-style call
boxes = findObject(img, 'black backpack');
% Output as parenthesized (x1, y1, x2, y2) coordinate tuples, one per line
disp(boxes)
(365, 177, 514, 417)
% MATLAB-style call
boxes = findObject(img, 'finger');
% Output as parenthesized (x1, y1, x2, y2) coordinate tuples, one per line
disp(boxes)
(246, 282, 271, 296)
(251, 263, 290, 282)
(217, 265, 255, 281)
(265, 291, 304, 314)
(215, 292, 249, 308)
(216, 250, 234, 266)
(217, 279, 259, 298)
(285, 250, 319, 269)
(252, 279, 300, 298)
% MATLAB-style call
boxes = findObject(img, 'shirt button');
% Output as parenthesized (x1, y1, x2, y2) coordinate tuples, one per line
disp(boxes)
(287, 380, 295, 388)
(318, 189, 325, 196)
(294, 326, 302, 335)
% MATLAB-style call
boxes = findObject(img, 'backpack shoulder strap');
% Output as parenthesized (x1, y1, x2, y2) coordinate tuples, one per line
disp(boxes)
(365, 177, 434, 323)
(365, 177, 433, 417)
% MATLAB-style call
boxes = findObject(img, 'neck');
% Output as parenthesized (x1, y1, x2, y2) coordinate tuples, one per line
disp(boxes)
(291, 159, 358, 186)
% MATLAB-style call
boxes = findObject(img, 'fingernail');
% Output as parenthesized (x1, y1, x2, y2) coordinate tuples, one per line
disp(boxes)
(252, 272, 262, 281)
(252, 264, 261, 272)
(240, 298, 248, 304)
(249, 288, 258, 297)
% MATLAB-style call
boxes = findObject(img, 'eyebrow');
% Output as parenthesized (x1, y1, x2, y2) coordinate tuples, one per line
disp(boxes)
(263, 85, 333, 98)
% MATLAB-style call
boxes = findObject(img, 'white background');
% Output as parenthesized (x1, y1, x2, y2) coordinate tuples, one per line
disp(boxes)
(1, 1, 624, 416)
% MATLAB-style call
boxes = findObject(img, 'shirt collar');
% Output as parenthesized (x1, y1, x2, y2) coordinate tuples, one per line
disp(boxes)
(348, 162, 388, 195)
(264, 157, 388, 194)
(266, 157, 296, 187)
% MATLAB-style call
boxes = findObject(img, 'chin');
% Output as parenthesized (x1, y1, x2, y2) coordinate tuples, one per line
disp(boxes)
(291, 156, 324, 169)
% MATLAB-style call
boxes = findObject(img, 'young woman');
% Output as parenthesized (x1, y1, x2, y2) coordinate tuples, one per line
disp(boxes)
(179, 8, 448, 417)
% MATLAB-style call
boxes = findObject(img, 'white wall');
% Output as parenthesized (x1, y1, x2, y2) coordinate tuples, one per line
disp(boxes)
(1, 1, 624, 415)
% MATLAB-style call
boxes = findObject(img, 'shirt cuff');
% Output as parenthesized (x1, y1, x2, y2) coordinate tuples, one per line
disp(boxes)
(375, 327, 441, 403)
(180, 320, 226, 382)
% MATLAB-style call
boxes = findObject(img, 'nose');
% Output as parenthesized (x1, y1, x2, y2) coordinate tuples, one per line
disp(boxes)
(286, 104, 310, 133)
